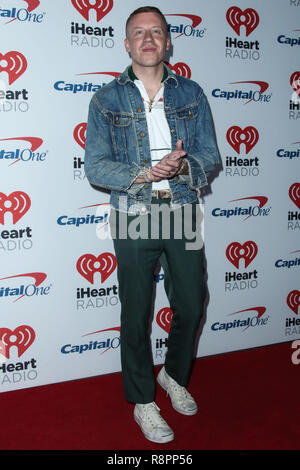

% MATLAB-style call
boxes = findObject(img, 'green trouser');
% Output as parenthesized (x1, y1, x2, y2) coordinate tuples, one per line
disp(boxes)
(111, 199, 205, 404)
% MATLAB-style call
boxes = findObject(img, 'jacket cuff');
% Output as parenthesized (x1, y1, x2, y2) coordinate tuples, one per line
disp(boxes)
(126, 165, 147, 195)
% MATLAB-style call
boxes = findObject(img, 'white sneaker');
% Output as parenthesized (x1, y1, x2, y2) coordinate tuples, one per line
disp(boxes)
(134, 401, 174, 443)
(157, 367, 198, 416)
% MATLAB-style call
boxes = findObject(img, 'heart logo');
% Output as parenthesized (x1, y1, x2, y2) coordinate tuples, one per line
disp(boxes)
(226, 241, 258, 269)
(287, 290, 300, 315)
(156, 307, 174, 333)
(0, 191, 31, 225)
(76, 252, 117, 284)
(0, 51, 27, 85)
(73, 122, 87, 150)
(226, 7, 259, 37)
(226, 126, 259, 154)
(71, 0, 113, 22)
(290, 72, 300, 97)
(164, 62, 191, 79)
(289, 183, 300, 210)
(0, 325, 35, 359)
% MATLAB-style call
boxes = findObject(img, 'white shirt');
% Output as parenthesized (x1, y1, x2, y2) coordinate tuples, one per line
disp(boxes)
(135, 79, 171, 190)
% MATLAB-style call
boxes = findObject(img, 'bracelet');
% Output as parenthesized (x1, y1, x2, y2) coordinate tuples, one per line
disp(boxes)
(144, 170, 152, 182)
(139, 166, 152, 183)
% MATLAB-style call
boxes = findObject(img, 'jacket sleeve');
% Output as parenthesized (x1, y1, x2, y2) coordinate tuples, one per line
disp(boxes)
(84, 95, 143, 194)
(174, 91, 220, 189)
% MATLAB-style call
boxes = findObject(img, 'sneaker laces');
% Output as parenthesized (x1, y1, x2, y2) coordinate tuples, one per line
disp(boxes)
(142, 402, 167, 428)
(166, 375, 192, 403)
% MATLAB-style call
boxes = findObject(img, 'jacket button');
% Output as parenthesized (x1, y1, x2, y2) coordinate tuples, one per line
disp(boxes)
(188, 111, 193, 118)
(144, 184, 149, 189)
(143, 159, 148, 163)
(137, 107, 142, 112)
(140, 132, 145, 137)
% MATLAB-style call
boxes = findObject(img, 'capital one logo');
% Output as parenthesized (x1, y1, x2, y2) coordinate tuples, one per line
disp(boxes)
(156, 307, 174, 333)
(0, 51, 27, 85)
(228, 306, 267, 332)
(1, 1, 41, 25)
(226, 6, 259, 36)
(24, 0, 40, 10)
(289, 183, 300, 209)
(212, 306, 268, 333)
(164, 62, 191, 79)
(165, 13, 203, 40)
(226, 241, 258, 268)
(290, 72, 300, 97)
(76, 252, 116, 283)
(0, 191, 31, 225)
(287, 290, 300, 315)
(73, 122, 87, 150)
(0, 325, 35, 359)
(226, 126, 259, 154)
(0, 137, 44, 166)
(0, 272, 48, 302)
(71, 0, 113, 22)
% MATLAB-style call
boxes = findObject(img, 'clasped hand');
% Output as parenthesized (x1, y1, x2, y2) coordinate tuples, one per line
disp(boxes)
(149, 140, 186, 182)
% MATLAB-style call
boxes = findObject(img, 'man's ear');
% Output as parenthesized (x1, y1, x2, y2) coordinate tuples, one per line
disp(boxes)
(166, 37, 171, 52)
(124, 38, 130, 53)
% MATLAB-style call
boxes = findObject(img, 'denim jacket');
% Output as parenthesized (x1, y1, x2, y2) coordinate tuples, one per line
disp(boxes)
(84, 66, 220, 214)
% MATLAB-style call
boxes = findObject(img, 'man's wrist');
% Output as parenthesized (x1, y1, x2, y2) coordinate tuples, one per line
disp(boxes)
(136, 166, 153, 183)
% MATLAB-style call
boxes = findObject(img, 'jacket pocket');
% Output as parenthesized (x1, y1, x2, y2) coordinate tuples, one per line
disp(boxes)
(175, 105, 198, 148)
(107, 112, 133, 159)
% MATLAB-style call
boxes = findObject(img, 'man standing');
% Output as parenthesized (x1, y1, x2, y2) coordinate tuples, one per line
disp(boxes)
(85, 6, 220, 443)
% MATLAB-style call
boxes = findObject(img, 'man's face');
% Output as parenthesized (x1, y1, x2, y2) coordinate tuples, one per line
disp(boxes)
(124, 12, 170, 69)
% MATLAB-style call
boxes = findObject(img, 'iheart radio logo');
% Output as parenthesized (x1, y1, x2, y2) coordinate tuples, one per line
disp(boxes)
(226, 7, 259, 36)
(226, 126, 259, 154)
(164, 62, 191, 79)
(76, 252, 116, 284)
(156, 307, 174, 333)
(226, 241, 258, 268)
(0, 325, 35, 359)
(290, 72, 300, 97)
(0, 51, 27, 85)
(71, 0, 113, 22)
(0, 191, 31, 225)
(289, 183, 300, 209)
(73, 122, 87, 150)
(287, 290, 300, 315)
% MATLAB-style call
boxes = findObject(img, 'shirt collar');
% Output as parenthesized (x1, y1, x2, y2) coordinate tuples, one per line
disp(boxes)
(128, 65, 168, 83)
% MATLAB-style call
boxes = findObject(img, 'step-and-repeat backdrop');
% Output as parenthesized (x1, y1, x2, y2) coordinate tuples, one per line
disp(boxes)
(0, 0, 299, 392)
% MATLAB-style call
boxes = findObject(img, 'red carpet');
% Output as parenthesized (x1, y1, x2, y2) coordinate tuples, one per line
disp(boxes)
(0, 341, 299, 451)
